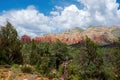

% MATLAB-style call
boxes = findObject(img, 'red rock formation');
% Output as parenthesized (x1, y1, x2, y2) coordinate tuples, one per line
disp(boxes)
(21, 35, 31, 42)
(22, 34, 110, 45)
(33, 37, 41, 42)
(21, 26, 120, 45)
(93, 35, 109, 43)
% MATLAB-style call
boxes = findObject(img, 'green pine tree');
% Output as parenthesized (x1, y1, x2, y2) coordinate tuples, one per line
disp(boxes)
(113, 37, 120, 79)
(0, 22, 23, 64)
(83, 36, 103, 79)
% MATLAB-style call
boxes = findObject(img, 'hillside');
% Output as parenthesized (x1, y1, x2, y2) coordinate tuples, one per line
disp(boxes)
(22, 26, 120, 45)
(1, 22, 120, 80)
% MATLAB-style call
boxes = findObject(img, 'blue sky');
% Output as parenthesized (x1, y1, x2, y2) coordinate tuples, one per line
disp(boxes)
(0, 0, 84, 15)
(0, 0, 120, 14)
(0, 0, 120, 37)
(116, 0, 120, 9)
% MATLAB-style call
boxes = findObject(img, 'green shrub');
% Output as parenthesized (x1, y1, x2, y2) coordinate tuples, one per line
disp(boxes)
(46, 73, 58, 79)
(11, 64, 19, 69)
(100, 69, 116, 80)
(0, 50, 9, 65)
(69, 75, 80, 80)
(20, 64, 33, 73)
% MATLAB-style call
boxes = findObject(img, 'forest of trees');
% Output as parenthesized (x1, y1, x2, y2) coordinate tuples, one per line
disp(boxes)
(0, 22, 120, 80)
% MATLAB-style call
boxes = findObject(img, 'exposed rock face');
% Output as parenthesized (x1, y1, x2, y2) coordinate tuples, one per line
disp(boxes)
(81, 26, 120, 44)
(22, 26, 120, 45)
(33, 33, 84, 44)
(21, 35, 31, 42)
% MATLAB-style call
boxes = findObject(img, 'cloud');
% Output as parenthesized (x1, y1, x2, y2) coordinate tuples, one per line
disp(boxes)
(0, 5, 55, 37)
(55, 5, 63, 10)
(0, 0, 120, 37)
(50, 11, 59, 16)
(51, 5, 90, 30)
(77, 0, 120, 26)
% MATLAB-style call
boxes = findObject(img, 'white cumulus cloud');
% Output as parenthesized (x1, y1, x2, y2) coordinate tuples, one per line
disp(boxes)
(0, 5, 55, 37)
(0, 0, 120, 37)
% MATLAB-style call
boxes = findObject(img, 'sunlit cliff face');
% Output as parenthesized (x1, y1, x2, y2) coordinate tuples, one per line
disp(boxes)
(21, 26, 120, 45)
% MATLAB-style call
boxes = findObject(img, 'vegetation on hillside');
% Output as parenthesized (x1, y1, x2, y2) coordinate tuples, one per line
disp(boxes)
(0, 22, 120, 80)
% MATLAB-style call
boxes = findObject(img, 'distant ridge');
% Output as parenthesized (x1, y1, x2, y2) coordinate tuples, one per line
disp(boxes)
(21, 26, 120, 45)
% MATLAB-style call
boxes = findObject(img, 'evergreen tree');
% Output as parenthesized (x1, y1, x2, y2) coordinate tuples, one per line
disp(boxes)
(49, 40, 70, 70)
(113, 37, 120, 79)
(0, 22, 23, 64)
(82, 36, 103, 79)
(29, 40, 38, 65)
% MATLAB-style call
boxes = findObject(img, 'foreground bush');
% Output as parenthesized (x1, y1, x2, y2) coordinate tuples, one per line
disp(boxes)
(20, 64, 34, 73)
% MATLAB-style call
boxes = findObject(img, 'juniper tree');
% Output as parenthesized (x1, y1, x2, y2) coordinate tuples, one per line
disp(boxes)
(113, 37, 120, 79)
(82, 36, 103, 79)
(0, 22, 23, 64)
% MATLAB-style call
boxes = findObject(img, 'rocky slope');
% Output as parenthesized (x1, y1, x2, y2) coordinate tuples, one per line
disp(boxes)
(22, 26, 120, 45)
(0, 66, 62, 80)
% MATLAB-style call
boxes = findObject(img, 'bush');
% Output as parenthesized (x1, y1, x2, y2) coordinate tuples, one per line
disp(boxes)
(11, 64, 19, 69)
(46, 73, 58, 79)
(20, 64, 33, 73)
(0, 51, 9, 65)
(100, 69, 116, 80)
(69, 75, 80, 80)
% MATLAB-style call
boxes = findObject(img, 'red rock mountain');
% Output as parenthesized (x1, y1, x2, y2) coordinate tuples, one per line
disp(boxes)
(21, 35, 31, 42)
(21, 26, 120, 45)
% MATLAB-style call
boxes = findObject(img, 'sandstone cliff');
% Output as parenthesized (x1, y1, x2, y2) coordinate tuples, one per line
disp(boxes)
(21, 26, 120, 45)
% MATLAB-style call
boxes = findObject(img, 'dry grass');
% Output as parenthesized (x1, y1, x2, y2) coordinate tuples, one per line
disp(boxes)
(0, 66, 52, 80)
